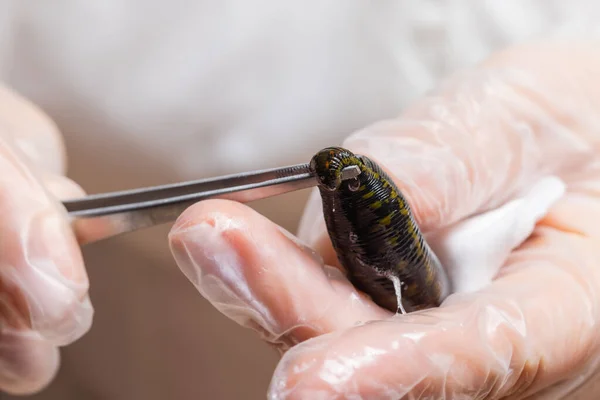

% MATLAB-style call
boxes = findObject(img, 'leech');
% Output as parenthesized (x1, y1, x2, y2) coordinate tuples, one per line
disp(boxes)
(310, 147, 450, 313)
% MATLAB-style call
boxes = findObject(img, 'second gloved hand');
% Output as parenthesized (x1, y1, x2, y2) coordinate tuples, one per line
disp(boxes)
(0, 85, 93, 395)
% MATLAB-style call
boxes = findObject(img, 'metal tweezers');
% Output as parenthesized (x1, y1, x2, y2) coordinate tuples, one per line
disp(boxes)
(64, 163, 361, 245)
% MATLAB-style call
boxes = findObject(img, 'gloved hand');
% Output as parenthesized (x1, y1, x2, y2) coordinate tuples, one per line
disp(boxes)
(169, 40, 600, 399)
(0, 85, 92, 394)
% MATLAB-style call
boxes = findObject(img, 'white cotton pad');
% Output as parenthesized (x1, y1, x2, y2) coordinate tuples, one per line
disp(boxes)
(426, 176, 566, 294)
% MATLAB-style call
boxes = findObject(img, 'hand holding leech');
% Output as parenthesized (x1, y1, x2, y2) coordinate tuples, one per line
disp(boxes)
(169, 41, 600, 399)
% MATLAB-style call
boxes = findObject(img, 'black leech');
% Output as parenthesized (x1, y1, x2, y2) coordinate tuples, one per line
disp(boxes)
(309, 147, 450, 313)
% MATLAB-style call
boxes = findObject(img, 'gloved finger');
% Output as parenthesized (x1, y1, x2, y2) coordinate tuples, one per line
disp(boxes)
(169, 199, 390, 351)
(0, 85, 66, 174)
(268, 195, 600, 398)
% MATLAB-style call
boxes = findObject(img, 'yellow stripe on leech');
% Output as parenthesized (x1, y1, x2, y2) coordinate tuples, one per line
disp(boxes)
(396, 197, 410, 215)
(379, 214, 392, 226)
(369, 200, 383, 210)
(362, 191, 374, 199)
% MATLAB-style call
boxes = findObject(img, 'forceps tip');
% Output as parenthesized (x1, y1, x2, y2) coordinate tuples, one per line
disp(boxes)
(341, 165, 361, 181)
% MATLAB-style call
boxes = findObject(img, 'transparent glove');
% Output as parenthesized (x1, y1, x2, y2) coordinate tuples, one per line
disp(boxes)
(169, 40, 600, 399)
(0, 85, 92, 394)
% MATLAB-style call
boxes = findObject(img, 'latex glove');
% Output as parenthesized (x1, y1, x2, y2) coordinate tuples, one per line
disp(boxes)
(169, 40, 600, 399)
(0, 85, 92, 394)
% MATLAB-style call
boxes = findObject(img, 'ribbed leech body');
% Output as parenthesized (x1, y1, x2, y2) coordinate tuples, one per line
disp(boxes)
(310, 147, 450, 313)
